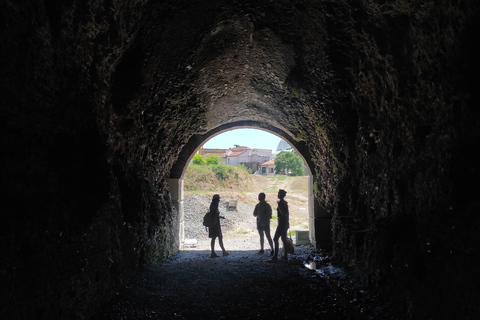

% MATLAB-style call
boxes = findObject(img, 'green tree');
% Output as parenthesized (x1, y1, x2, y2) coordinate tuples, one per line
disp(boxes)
(274, 151, 305, 176)
(206, 154, 221, 165)
(192, 153, 206, 165)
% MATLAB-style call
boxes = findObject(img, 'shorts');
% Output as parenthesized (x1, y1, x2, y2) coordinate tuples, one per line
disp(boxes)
(209, 223, 222, 238)
(257, 221, 270, 232)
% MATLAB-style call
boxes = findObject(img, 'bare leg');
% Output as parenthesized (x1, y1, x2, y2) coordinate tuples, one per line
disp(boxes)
(264, 229, 274, 253)
(258, 229, 265, 252)
(210, 237, 218, 258)
(280, 232, 288, 260)
(271, 229, 281, 260)
(218, 236, 228, 256)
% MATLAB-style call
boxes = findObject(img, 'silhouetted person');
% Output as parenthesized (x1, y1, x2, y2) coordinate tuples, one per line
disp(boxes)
(270, 189, 289, 262)
(253, 192, 274, 255)
(209, 194, 229, 258)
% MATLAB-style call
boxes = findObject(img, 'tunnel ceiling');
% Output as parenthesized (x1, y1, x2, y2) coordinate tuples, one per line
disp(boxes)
(102, 0, 333, 186)
(193, 16, 297, 131)
(139, 1, 327, 134)
(162, 10, 318, 178)
(95, 0, 478, 213)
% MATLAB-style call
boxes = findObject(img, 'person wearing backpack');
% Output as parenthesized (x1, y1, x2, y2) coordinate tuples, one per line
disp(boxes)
(253, 192, 274, 255)
(208, 194, 229, 258)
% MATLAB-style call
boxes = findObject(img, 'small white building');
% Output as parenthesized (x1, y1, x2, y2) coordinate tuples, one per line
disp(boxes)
(225, 147, 272, 166)
(258, 158, 276, 175)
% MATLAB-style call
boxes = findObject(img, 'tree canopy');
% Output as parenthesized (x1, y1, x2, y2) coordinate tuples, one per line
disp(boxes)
(274, 151, 305, 176)
(192, 153, 221, 165)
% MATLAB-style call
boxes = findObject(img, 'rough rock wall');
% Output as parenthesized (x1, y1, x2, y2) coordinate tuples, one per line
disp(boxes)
(308, 1, 480, 319)
(0, 1, 181, 319)
(1, 0, 479, 319)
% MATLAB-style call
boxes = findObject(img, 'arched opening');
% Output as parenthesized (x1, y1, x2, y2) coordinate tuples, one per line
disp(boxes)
(168, 121, 332, 251)
(3, 0, 479, 318)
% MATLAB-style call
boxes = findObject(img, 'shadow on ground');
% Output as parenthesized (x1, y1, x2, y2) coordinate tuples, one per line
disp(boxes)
(91, 245, 402, 320)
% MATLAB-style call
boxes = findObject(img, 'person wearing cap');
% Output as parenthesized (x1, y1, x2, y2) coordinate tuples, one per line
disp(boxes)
(253, 192, 274, 255)
(270, 189, 289, 262)
(208, 194, 229, 258)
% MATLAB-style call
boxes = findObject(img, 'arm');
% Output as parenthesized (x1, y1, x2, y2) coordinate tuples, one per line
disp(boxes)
(283, 202, 289, 216)
(278, 201, 288, 216)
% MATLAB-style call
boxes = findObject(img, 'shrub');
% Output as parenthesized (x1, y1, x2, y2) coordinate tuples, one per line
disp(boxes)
(211, 164, 234, 181)
(235, 163, 251, 173)
(206, 154, 221, 165)
(192, 153, 206, 165)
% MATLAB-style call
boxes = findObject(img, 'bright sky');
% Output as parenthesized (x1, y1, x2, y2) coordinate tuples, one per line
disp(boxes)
(202, 128, 285, 152)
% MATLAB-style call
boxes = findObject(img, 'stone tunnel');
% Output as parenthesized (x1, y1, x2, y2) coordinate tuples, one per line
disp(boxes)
(1, 0, 479, 319)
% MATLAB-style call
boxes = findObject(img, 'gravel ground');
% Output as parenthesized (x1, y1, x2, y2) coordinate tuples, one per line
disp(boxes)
(184, 194, 258, 242)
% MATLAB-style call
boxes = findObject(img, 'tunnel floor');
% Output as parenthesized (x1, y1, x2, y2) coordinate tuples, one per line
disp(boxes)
(91, 237, 401, 320)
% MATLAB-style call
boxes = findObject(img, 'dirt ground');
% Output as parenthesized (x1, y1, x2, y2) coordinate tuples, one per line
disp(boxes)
(192, 175, 311, 238)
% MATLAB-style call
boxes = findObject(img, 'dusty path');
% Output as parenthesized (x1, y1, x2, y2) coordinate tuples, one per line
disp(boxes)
(185, 175, 310, 239)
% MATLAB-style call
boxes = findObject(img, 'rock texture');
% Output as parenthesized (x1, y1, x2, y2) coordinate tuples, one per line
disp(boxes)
(1, 0, 479, 319)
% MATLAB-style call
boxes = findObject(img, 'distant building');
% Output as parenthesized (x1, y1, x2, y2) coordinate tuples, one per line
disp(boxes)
(225, 146, 272, 173)
(198, 148, 227, 164)
(276, 139, 292, 152)
(225, 146, 249, 165)
(226, 147, 271, 165)
(258, 158, 276, 176)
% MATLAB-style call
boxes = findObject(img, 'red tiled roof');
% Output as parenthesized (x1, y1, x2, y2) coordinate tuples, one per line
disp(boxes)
(260, 159, 275, 166)
(226, 147, 249, 157)
(200, 148, 226, 155)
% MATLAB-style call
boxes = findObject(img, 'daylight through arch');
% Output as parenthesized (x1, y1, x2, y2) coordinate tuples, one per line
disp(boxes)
(168, 122, 331, 250)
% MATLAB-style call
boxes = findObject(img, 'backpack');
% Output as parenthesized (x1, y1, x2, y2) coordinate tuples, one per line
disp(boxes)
(202, 210, 216, 228)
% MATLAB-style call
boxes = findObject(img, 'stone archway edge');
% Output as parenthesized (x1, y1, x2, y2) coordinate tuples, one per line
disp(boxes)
(168, 122, 332, 250)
